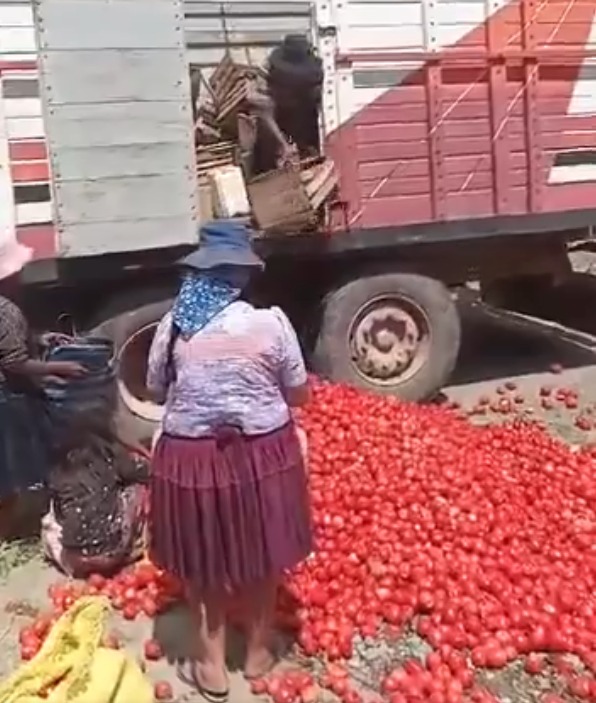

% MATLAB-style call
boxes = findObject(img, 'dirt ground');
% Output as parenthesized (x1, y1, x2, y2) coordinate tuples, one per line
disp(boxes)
(3, 274, 596, 701)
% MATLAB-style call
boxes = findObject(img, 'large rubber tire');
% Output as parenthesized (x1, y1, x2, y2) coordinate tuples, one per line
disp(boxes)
(312, 273, 461, 400)
(90, 294, 173, 445)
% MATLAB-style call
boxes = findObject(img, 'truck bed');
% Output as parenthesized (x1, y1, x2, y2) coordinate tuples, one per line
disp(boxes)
(321, 0, 596, 232)
(1, 0, 596, 262)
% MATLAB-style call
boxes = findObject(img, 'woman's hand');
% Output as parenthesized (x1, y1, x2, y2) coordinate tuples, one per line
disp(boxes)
(6, 358, 88, 380)
(277, 142, 298, 169)
(51, 361, 88, 378)
(39, 332, 71, 347)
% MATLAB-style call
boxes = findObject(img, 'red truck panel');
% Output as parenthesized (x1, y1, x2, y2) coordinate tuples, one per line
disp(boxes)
(323, 0, 596, 232)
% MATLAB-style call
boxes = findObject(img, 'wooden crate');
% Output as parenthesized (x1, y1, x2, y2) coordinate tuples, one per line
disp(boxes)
(247, 159, 338, 234)
(247, 167, 316, 234)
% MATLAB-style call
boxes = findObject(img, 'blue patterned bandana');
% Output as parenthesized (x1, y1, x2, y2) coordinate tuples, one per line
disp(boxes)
(172, 272, 241, 340)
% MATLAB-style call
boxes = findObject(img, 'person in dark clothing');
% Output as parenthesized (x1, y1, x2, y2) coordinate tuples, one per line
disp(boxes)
(0, 238, 86, 537)
(248, 34, 324, 174)
(267, 34, 324, 156)
(42, 412, 149, 578)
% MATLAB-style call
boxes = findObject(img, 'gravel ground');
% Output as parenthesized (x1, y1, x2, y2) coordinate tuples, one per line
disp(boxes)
(3, 273, 596, 702)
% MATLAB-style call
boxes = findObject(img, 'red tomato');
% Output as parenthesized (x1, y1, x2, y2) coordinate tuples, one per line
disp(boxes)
(576, 416, 592, 431)
(300, 685, 320, 703)
(123, 587, 137, 602)
(525, 654, 545, 675)
(133, 562, 158, 587)
(569, 676, 592, 700)
(32, 615, 52, 639)
(153, 681, 173, 700)
(250, 678, 268, 695)
(87, 573, 106, 589)
(140, 597, 158, 618)
(19, 627, 37, 646)
(20, 636, 41, 661)
(272, 687, 294, 703)
(122, 603, 139, 621)
(143, 639, 163, 661)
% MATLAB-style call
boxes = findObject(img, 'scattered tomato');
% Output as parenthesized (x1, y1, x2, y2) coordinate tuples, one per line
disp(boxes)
(153, 680, 173, 701)
(250, 678, 268, 695)
(525, 653, 545, 675)
(143, 638, 163, 661)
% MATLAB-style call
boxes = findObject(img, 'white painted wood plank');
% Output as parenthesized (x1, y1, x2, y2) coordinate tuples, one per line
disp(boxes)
(0, 52, 37, 63)
(340, 25, 424, 49)
(6, 115, 44, 139)
(0, 27, 36, 53)
(16, 201, 53, 225)
(3, 97, 42, 118)
(345, 2, 422, 25)
(0, 4, 34, 28)
(436, 2, 485, 24)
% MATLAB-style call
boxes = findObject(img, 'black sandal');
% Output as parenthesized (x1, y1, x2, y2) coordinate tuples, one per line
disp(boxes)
(177, 661, 229, 703)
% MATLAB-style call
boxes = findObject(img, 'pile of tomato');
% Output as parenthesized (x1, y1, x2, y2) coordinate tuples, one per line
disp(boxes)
(16, 377, 596, 702)
(266, 379, 596, 702)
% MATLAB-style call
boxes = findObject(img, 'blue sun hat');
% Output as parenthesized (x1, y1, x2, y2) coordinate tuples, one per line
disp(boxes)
(180, 219, 264, 271)
(172, 220, 264, 340)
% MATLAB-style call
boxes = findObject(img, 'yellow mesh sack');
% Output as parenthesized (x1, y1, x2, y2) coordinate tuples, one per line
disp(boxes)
(0, 596, 153, 703)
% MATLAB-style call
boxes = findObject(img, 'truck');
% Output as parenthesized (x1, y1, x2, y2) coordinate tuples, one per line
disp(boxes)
(1, 0, 594, 442)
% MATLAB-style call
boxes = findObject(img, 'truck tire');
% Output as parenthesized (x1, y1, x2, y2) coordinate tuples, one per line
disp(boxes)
(90, 294, 173, 446)
(312, 273, 461, 400)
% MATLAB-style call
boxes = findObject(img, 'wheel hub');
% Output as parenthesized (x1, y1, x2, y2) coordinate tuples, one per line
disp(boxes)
(349, 297, 430, 384)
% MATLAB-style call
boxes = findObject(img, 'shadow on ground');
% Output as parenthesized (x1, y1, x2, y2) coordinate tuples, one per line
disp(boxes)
(448, 277, 596, 388)
(450, 300, 596, 387)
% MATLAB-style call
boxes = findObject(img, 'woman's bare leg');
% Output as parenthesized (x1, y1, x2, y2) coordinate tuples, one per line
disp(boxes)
(244, 577, 277, 678)
(188, 589, 229, 692)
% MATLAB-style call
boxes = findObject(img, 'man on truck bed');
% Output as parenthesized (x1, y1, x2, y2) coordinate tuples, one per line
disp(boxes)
(248, 34, 324, 174)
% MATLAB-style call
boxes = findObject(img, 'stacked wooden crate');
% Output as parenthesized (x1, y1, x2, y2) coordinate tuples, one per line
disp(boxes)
(192, 55, 338, 234)
(209, 55, 264, 135)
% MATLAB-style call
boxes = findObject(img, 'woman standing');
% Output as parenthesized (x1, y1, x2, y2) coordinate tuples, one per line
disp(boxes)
(147, 220, 312, 701)
(0, 239, 85, 535)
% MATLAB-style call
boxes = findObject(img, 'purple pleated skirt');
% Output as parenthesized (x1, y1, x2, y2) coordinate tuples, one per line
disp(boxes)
(149, 422, 313, 591)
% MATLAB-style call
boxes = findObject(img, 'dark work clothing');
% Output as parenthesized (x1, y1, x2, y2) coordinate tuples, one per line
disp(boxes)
(275, 103, 321, 155)
(0, 295, 50, 500)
